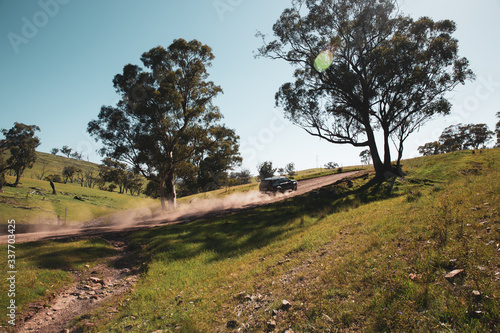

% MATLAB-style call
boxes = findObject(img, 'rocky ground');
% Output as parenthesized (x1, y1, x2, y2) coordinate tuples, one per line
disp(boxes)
(14, 235, 141, 333)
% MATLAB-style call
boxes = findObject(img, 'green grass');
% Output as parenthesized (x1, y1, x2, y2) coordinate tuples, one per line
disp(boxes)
(74, 149, 499, 332)
(23, 151, 101, 180)
(0, 175, 156, 224)
(0, 238, 116, 325)
(0, 150, 158, 225)
(2, 149, 497, 332)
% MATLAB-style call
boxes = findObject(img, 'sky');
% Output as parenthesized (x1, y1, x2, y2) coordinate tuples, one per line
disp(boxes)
(1, 0, 499, 174)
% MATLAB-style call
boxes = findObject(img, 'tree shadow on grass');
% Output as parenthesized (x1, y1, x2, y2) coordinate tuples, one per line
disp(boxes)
(130, 173, 401, 264)
(18, 239, 116, 271)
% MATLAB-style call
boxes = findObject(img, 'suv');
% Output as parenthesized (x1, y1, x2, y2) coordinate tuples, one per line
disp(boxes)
(259, 177, 298, 194)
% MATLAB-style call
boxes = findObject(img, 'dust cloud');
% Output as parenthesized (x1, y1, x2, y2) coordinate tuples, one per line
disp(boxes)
(131, 190, 291, 226)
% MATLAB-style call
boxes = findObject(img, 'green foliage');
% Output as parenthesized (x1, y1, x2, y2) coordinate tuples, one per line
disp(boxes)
(229, 169, 252, 186)
(420, 123, 494, 155)
(324, 161, 339, 170)
(257, 161, 276, 180)
(1, 123, 41, 187)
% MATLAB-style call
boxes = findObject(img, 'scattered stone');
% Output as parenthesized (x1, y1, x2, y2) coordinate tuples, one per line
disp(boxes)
(282, 299, 291, 310)
(445, 269, 464, 279)
(234, 292, 246, 301)
(472, 290, 481, 297)
(90, 277, 103, 284)
(267, 320, 277, 329)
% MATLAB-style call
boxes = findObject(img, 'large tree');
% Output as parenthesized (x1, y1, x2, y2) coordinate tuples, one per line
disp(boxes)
(88, 39, 239, 210)
(0, 123, 41, 187)
(258, 0, 474, 179)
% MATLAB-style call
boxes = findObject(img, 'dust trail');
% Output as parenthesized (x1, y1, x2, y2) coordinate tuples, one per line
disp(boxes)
(135, 190, 290, 226)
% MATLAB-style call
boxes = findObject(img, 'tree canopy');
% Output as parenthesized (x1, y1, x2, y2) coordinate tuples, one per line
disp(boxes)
(88, 39, 240, 210)
(258, 0, 474, 179)
(0, 122, 41, 188)
(418, 123, 494, 156)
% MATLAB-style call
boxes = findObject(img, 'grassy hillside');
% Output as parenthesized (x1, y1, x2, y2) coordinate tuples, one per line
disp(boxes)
(76, 148, 497, 332)
(0, 149, 497, 331)
(0, 152, 157, 224)
(23, 151, 101, 181)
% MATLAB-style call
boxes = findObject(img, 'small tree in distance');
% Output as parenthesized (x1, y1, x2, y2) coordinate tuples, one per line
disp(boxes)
(285, 162, 296, 176)
(324, 162, 339, 170)
(61, 145, 72, 158)
(418, 123, 493, 155)
(1, 123, 41, 187)
(496, 112, 500, 147)
(257, 161, 276, 180)
(360, 149, 372, 165)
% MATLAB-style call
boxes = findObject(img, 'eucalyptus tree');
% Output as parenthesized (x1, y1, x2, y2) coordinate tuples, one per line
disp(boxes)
(0, 123, 41, 187)
(88, 39, 240, 210)
(258, 0, 474, 179)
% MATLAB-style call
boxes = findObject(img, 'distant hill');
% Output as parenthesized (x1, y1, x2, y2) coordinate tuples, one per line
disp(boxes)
(23, 151, 101, 181)
(0, 151, 155, 225)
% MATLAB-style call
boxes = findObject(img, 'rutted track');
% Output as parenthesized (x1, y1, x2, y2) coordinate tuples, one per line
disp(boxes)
(0, 171, 360, 245)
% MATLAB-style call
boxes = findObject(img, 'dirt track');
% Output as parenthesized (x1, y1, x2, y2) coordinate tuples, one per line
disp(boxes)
(1, 171, 360, 245)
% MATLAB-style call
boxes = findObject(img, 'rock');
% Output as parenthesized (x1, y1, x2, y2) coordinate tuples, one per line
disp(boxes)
(282, 299, 291, 310)
(472, 290, 481, 297)
(445, 269, 464, 279)
(90, 277, 103, 284)
(267, 320, 277, 329)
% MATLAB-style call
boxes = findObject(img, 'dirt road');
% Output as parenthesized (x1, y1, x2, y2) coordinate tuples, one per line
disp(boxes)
(1, 171, 359, 245)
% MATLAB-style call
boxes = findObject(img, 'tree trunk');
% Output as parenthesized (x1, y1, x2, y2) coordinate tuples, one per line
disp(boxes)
(363, 121, 386, 180)
(383, 127, 392, 170)
(164, 168, 177, 210)
(50, 180, 57, 195)
(13, 168, 23, 187)
(159, 178, 167, 211)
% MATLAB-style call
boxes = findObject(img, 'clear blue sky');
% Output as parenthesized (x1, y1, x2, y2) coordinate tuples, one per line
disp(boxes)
(1, 0, 499, 174)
